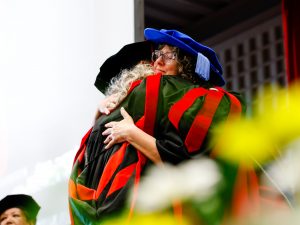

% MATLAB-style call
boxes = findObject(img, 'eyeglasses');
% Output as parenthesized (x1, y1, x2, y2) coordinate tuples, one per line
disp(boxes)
(151, 50, 177, 64)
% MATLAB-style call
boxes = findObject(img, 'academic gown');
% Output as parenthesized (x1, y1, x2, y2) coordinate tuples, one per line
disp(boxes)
(68, 74, 245, 225)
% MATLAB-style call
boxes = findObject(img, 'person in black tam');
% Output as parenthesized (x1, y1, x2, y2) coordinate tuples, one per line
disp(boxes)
(69, 28, 246, 224)
(0, 194, 40, 225)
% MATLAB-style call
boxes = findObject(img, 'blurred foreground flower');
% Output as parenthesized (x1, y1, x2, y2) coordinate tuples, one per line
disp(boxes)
(229, 206, 300, 225)
(132, 158, 220, 213)
(262, 138, 300, 205)
(256, 84, 300, 147)
(102, 212, 191, 225)
(212, 119, 276, 167)
(212, 83, 300, 167)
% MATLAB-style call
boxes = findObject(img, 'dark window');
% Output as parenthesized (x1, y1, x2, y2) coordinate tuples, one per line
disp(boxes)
(237, 60, 244, 73)
(250, 71, 258, 84)
(274, 26, 282, 40)
(262, 32, 270, 45)
(276, 42, 283, 57)
(276, 59, 284, 73)
(237, 43, 244, 57)
(239, 76, 245, 89)
(264, 65, 271, 79)
(224, 49, 232, 62)
(262, 48, 270, 62)
(249, 54, 257, 67)
(225, 65, 232, 78)
(249, 38, 256, 52)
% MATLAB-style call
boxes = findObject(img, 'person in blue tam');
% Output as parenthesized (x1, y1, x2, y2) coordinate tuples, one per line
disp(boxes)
(69, 28, 245, 224)
(93, 28, 226, 121)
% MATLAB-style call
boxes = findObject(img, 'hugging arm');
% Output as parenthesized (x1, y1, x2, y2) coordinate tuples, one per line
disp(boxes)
(102, 107, 163, 164)
(94, 94, 119, 123)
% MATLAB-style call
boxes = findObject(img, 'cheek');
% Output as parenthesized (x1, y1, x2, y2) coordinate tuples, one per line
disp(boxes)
(169, 64, 179, 75)
(18, 216, 29, 224)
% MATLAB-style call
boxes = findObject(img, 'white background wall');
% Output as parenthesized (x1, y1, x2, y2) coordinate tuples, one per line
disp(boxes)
(0, 0, 134, 224)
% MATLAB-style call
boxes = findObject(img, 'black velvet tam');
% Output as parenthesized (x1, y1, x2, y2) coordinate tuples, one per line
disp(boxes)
(94, 41, 153, 93)
(0, 194, 40, 219)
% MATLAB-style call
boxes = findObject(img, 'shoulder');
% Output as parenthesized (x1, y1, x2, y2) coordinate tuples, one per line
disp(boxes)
(167, 86, 246, 154)
(131, 75, 196, 97)
(161, 75, 195, 88)
(213, 87, 247, 114)
(159, 75, 198, 98)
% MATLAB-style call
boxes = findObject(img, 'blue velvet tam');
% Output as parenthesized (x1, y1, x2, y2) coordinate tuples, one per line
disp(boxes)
(144, 28, 225, 86)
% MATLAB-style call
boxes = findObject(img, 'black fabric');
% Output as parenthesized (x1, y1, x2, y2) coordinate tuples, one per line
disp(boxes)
(94, 41, 153, 93)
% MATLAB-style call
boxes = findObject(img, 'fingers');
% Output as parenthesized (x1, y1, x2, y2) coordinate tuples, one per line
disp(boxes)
(99, 102, 117, 115)
(103, 135, 110, 144)
(99, 107, 110, 115)
(102, 127, 113, 136)
(104, 135, 114, 149)
(98, 104, 109, 115)
(101, 107, 132, 149)
(106, 102, 117, 110)
(102, 128, 115, 149)
(104, 121, 117, 128)
(120, 107, 134, 125)
(105, 141, 114, 149)
(103, 131, 118, 149)
(120, 107, 130, 119)
(97, 95, 119, 116)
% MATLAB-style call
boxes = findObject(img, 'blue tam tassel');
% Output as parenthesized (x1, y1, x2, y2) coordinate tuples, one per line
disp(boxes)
(195, 52, 210, 81)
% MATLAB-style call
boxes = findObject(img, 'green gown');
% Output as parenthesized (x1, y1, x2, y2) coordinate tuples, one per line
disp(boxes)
(69, 74, 245, 225)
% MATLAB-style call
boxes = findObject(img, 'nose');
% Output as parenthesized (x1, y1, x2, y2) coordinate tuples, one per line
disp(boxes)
(2, 217, 13, 225)
(154, 55, 164, 65)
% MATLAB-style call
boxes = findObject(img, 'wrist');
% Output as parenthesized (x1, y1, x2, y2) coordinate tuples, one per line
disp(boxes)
(126, 124, 138, 143)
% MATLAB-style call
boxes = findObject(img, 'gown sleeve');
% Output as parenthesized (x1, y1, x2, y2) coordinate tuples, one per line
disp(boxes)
(155, 77, 246, 164)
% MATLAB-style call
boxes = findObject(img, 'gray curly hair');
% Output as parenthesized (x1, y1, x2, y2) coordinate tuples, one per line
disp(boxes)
(105, 63, 154, 105)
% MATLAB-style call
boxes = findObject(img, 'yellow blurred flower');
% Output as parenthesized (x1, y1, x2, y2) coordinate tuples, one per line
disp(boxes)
(212, 119, 276, 167)
(212, 82, 300, 167)
(102, 212, 191, 225)
(256, 84, 300, 147)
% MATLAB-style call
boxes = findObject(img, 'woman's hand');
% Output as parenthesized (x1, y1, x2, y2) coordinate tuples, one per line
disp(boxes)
(102, 107, 162, 164)
(94, 94, 119, 123)
(102, 107, 135, 149)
